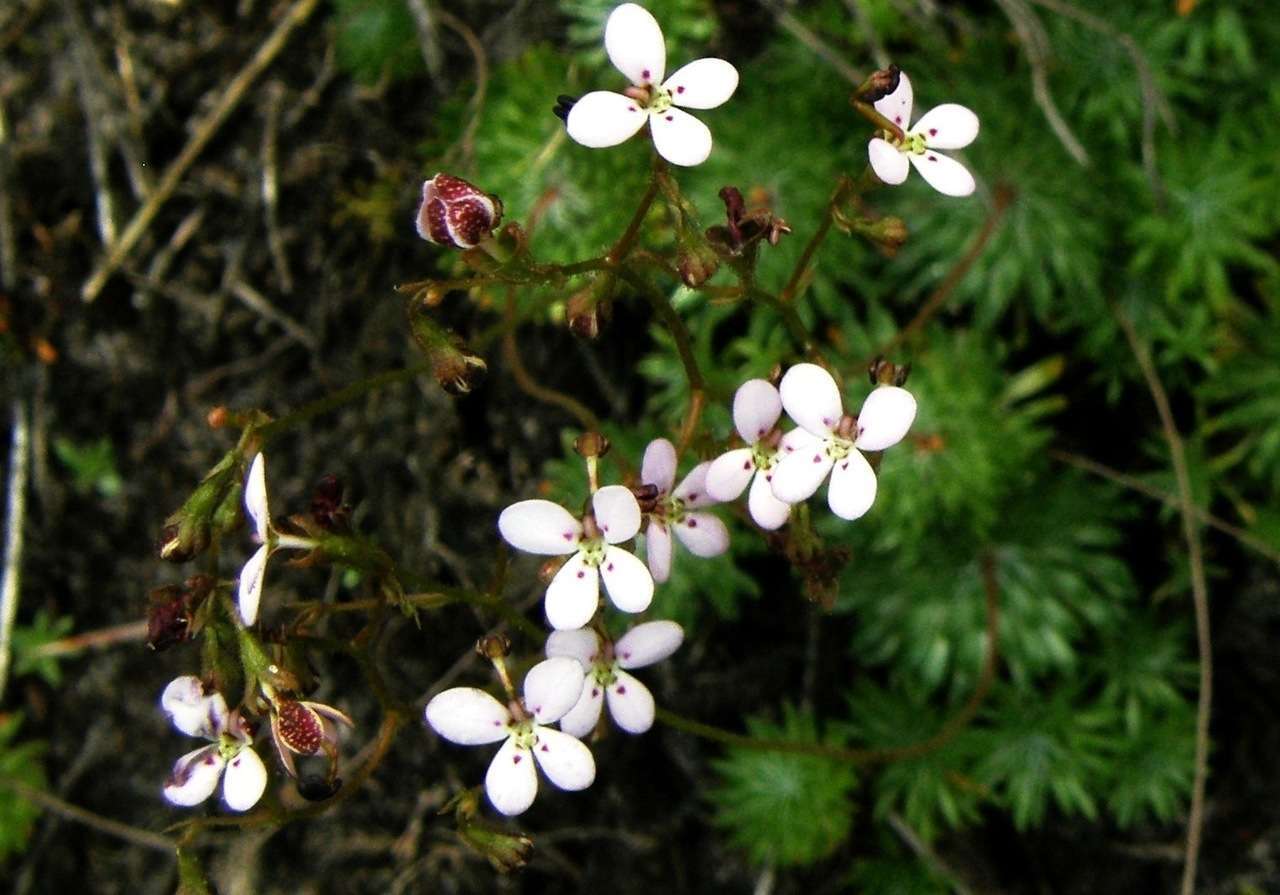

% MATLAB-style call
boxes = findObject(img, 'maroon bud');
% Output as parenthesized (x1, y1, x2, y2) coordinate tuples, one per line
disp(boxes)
(146, 585, 191, 652)
(415, 174, 503, 249)
(310, 475, 350, 532)
(275, 700, 326, 755)
(631, 483, 661, 514)
(859, 64, 901, 103)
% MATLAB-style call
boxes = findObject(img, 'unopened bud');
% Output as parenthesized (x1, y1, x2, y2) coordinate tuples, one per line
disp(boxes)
(415, 174, 503, 250)
(310, 475, 350, 532)
(631, 483, 660, 514)
(297, 774, 342, 801)
(146, 585, 190, 651)
(573, 432, 611, 460)
(857, 64, 901, 103)
(868, 356, 910, 386)
(476, 634, 511, 661)
(677, 242, 719, 288)
(206, 406, 229, 429)
(459, 822, 534, 873)
(408, 307, 488, 396)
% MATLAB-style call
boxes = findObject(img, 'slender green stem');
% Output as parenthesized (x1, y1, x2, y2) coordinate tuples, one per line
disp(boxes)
(0, 776, 174, 853)
(607, 157, 664, 266)
(255, 364, 429, 444)
(747, 286, 818, 360)
(850, 99, 906, 140)
(781, 176, 851, 304)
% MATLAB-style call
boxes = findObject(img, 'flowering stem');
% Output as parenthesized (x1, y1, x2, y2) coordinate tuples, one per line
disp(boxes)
(502, 292, 603, 432)
(606, 156, 664, 266)
(632, 276, 705, 453)
(850, 99, 906, 141)
(746, 287, 818, 360)
(780, 175, 853, 305)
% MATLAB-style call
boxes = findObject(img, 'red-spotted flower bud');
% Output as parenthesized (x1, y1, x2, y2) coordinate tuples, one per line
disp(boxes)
(415, 174, 503, 249)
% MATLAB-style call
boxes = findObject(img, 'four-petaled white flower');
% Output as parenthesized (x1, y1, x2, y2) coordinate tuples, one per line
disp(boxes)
(161, 676, 267, 812)
(770, 364, 918, 520)
(425, 657, 596, 816)
(640, 438, 729, 583)
(705, 379, 793, 530)
(567, 3, 739, 167)
(238, 452, 315, 627)
(499, 485, 654, 630)
(546, 620, 683, 738)
(867, 72, 979, 197)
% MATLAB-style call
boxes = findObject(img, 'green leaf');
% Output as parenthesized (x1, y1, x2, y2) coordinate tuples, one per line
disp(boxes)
(710, 705, 857, 867)
(12, 611, 75, 687)
(53, 436, 123, 499)
(0, 714, 46, 860)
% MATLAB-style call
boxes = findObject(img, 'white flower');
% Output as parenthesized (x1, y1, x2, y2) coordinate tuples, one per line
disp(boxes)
(161, 676, 267, 812)
(705, 379, 793, 530)
(546, 621, 683, 737)
(566, 3, 739, 167)
(498, 485, 654, 630)
(640, 438, 729, 583)
(424, 657, 596, 816)
(238, 452, 315, 626)
(867, 72, 979, 197)
(770, 364, 917, 520)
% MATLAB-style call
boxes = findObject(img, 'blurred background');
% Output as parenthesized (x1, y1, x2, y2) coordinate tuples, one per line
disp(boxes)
(1, 0, 1278, 892)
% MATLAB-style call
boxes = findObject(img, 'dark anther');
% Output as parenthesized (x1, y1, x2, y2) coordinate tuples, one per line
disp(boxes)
(553, 94, 578, 123)
(297, 774, 342, 802)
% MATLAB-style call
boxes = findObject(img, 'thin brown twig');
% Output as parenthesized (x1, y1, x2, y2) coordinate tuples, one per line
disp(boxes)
(872, 185, 1013, 363)
(435, 7, 489, 172)
(993, 0, 1089, 165)
(0, 777, 174, 853)
(1113, 311, 1212, 895)
(780, 176, 854, 305)
(759, 0, 863, 85)
(81, 0, 321, 302)
(24, 620, 148, 660)
(1027, 0, 1172, 206)
(1049, 449, 1280, 565)
(501, 293, 602, 433)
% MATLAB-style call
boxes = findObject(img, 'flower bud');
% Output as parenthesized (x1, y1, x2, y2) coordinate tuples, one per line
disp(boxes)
(856, 64, 901, 103)
(459, 822, 534, 873)
(573, 432, 611, 460)
(146, 585, 191, 652)
(677, 241, 719, 288)
(475, 634, 511, 661)
(415, 174, 503, 250)
(408, 306, 488, 396)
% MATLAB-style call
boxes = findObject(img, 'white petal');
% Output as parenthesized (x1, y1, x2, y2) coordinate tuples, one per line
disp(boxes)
(673, 461, 718, 509)
(733, 379, 782, 444)
(663, 58, 738, 110)
(600, 545, 654, 614)
(523, 657, 586, 725)
(222, 746, 267, 812)
(908, 150, 976, 197)
(649, 107, 713, 167)
(162, 677, 224, 739)
(557, 678, 605, 739)
(873, 70, 913, 129)
(498, 500, 582, 555)
(641, 438, 677, 493)
(545, 552, 601, 631)
(706, 448, 755, 502)
(868, 137, 910, 186)
(545, 628, 601, 667)
(780, 363, 843, 436)
(566, 90, 651, 149)
(779, 427, 820, 455)
(485, 737, 538, 816)
(163, 746, 224, 807)
(771, 445, 834, 504)
(673, 511, 729, 557)
(237, 544, 269, 626)
(855, 386, 918, 452)
(244, 452, 269, 541)
(615, 620, 684, 669)
(531, 726, 596, 791)
(425, 687, 511, 745)
(605, 3, 666, 86)
(748, 469, 792, 530)
(914, 104, 980, 150)
(827, 449, 878, 521)
(645, 520, 673, 584)
(605, 671, 655, 734)
(593, 484, 642, 543)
